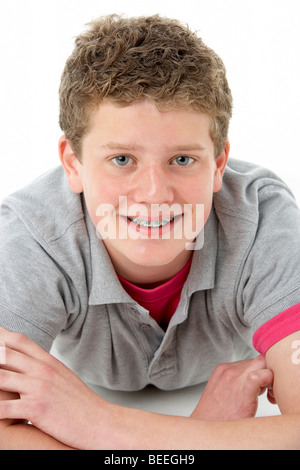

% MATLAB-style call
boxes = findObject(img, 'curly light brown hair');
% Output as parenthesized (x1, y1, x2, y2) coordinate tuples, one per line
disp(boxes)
(59, 14, 233, 159)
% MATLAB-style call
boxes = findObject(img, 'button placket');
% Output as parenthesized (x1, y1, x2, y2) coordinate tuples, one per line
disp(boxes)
(126, 305, 164, 363)
(148, 326, 177, 381)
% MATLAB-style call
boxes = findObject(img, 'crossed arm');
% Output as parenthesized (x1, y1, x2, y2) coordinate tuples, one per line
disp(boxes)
(0, 327, 300, 450)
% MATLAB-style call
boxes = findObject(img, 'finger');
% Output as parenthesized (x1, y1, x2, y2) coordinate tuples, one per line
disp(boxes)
(246, 354, 267, 371)
(0, 339, 6, 365)
(0, 397, 34, 421)
(228, 355, 267, 377)
(0, 329, 49, 363)
(242, 368, 274, 399)
(0, 368, 33, 395)
(0, 346, 38, 374)
(239, 355, 270, 384)
(267, 388, 278, 405)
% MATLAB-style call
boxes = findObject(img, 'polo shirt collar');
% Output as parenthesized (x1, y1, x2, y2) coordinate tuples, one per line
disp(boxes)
(86, 202, 218, 306)
(186, 206, 218, 296)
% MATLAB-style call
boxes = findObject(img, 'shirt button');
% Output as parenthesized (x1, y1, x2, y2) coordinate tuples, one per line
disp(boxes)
(140, 323, 151, 331)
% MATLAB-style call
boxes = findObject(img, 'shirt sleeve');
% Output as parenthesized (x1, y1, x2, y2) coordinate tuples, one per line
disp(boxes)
(0, 203, 71, 351)
(240, 182, 300, 352)
(253, 303, 300, 354)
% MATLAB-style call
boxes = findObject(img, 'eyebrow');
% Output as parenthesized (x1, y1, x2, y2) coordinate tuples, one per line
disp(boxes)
(100, 142, 207, 152)
(100, 142, 144, 151)
(169, 144, 207, 152)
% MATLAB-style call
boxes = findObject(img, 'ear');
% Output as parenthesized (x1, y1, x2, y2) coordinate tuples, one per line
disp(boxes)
(58, 135, 83, 194)
(213, 139, 230, 193)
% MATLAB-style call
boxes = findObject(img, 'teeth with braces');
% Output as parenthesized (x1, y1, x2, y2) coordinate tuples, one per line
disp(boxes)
(128, 217, 175, 228)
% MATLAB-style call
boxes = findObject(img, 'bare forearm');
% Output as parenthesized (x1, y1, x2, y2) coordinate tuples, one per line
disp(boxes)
(0, 423, 73, 450)
(102, 404, 300, 450)
(1, 403, 300, 450)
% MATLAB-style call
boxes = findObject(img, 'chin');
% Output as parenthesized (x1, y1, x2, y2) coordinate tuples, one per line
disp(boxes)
(126, 242, 186, 268)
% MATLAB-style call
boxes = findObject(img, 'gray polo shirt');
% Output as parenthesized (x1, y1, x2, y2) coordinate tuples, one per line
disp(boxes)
(1, 158, 300, 391)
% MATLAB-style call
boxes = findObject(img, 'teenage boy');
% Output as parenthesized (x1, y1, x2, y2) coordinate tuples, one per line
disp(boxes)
(0, 14, 300, 449)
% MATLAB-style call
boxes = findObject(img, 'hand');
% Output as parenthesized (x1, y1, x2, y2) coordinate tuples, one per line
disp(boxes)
(190, 355, 275, 421)
(0, 328, 112, 449)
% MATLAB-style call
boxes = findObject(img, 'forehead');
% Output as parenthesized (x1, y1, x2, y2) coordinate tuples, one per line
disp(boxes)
(85, 100, 213, 147)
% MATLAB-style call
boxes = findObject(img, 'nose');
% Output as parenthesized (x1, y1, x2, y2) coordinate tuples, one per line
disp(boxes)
(131, 164, 174, 205)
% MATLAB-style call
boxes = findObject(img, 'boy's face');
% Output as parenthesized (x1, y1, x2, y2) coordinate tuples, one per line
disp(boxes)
(60, 100, 229, 283)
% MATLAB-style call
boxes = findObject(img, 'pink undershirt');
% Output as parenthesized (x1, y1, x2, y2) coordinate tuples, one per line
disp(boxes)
(118, 256, 193, 329)
(118, 260, 300, 350)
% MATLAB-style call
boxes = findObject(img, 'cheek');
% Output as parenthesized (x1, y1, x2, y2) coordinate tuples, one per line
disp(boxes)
(186, 180, 214, 224)
(86, 182, 124, 228)
(184, 178, 213, 205)
(84, 173, 118, 204)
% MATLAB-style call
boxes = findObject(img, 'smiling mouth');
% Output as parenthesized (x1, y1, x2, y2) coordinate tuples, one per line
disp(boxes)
(127, 217, 175, 228)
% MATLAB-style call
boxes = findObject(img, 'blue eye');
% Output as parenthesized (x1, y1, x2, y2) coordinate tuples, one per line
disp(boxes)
(112, 155, 132, 166)
(173, 156, 194, 166)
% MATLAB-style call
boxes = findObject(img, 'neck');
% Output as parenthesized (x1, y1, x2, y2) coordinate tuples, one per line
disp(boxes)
(110, 250, 193, 286)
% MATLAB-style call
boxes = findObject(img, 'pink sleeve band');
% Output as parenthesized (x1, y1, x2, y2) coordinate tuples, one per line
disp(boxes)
(252, 302, 300, 354)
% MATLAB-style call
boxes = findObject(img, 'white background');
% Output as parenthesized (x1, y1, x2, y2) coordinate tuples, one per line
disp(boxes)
(0, 0, 290, 418)
(0, 0, 299, 204)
